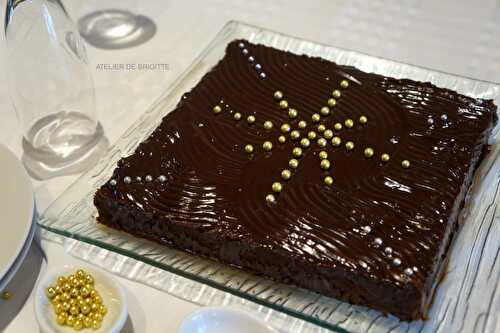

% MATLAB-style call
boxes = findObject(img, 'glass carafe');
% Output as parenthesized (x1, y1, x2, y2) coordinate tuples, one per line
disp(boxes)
(4, 0, 108, 179)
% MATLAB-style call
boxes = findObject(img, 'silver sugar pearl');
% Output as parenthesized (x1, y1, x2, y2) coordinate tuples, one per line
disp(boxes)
(392, 258, 401, 266)
(242, 48, 249, 55)
(145, 175, 153, 182)
(384, 246, 393, 255)
(373, 237, 383, 246)
(427, 118, 434, 125)
(259, 72, 267, 79)
(158, 175, 167, 183)
(413, 266, 419, 272)
(441, 114, 448, 121)
(135, 176, 142, 182)
(359, 261, 368, 269)
(109, 179, 117, 186)
(404, 267, 414, 276)
(361, 225, 372, 233)
(248, 56, 255, 62)
(123, 176, 131, 184)
(255, 63, 262, 70)
(238, 42, 245, 48)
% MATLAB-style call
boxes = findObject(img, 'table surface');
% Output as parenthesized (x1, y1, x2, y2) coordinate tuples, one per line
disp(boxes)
(1, 0, 499, 332)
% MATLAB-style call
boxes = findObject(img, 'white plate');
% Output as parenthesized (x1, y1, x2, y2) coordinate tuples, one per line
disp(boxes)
(178, 307, 279, 333)
(0, 218, 36, 291)
(0, 144, 34, 284)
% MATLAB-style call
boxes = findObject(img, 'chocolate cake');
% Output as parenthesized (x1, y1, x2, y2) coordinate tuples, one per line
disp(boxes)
(94, 40, 497, 320)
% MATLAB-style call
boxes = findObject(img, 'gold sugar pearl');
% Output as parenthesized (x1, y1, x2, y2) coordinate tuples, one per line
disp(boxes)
(90, 303, 99, 312)
(247, 115, 256, 124)
(281, 169, 292, 180)
(54, 285, 62, 295)
(70, 305, 79, 316)
(317, 124, 326, 133)
(292, 147, 303, 157)
(61, 292, 70, 302)
(289, 159, 299, 169)
(381, 153, 390, 162)
(345, 141, 355, 151)
(262, 141, 273, 151)
(317, 138, 327, 147)
(70, 287, 79, 298)
(69, 298, 77, 307)
(85, 275, 94, 285)
(244, 144, 254, 153)
(320, 159, 331, 170)
(74, 320, 83, 331)
(233, 112, 242, 121)
(278, 135, 286, 143)
(402, 160, 411, 168)
(334, 123, 342, 131)
(274, 90, 283, 100)
(81, 304, 91, 315)
(300, 138, 310, 148)
(67, 275, 76, 285)
(344, 119, 354, 128)
(272, 182, 283, 193)
(324, 176, 334, 185)
(66, 315, 75, 327)
(77, 313, 85, 322)
(98, 305, 107, 315)
(92, 319, 102, 330)
(327, 98, 337, 107)
(320, 106, 330, 116)
(281, 123, 291, 133)
(52, 295, 61, 305)
(312, 113, 321, 123)
(290, 130, 300, 140)
(298, 120, 307, 129)
(340, 79, 349, 88)
(332, 89, 341, 98)
(359, 115, 368, 124)
(75, 269, 86, 279)
(94, 294, 103, 305)
(83, 316, 92, 328)
(331, 136, 341, 147)
(93, 313, 103, 322)
(57, 277, 66, 287)
(323, 129, 333, 139)
(319, 151, 328, 160)
(263, 120, 273, 130)
(288, 108, 298, 119)
(46, 287, 57, 299)
(364, 147, 374, 158)
(61, 302, 70, 311)
(279, 100, 289, 109)
(212, 105, 222, 114)
(54, 303, 64, 314)
(266, 193, 276, 204)
(308, 131, 317, 140)
(56, 314, 66, 325)
(62, 283, 71, 292)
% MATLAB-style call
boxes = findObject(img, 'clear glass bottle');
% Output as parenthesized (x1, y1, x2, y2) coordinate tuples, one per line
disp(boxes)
(4, 0, 108, 179)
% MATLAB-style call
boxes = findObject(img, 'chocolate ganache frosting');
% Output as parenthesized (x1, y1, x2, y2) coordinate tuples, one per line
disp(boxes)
(95, 39, 497, 320)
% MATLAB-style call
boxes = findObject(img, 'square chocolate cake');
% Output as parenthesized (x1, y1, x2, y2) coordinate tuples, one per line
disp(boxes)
(94, 40, 497, 320)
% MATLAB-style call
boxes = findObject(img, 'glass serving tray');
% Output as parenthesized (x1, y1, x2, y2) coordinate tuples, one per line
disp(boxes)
(40, 21, 500, 333)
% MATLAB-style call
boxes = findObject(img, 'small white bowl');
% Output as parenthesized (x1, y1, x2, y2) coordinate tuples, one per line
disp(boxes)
(34, 266, 128, 333)
(178, 306, 279, 333)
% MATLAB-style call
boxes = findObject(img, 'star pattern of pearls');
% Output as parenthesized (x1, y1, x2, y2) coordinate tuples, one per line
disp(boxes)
(208, 75, 411, 208)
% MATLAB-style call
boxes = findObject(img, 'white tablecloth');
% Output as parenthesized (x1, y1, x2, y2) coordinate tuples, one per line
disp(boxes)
(1, 0, 499, 332)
